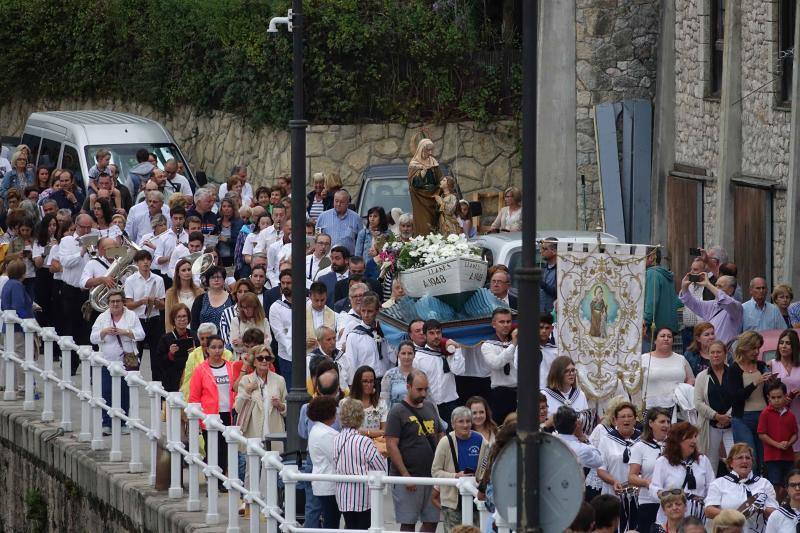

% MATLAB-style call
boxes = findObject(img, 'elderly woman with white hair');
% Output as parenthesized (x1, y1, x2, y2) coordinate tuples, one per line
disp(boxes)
(1, 150, 34, 200)
(432, 405, 489, 532)
(179, 322, 234, 401)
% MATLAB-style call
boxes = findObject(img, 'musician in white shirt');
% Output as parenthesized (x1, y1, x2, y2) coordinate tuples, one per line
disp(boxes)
(167, 231, 204, 280)
(412, 319, 465, 424)
(267, 219, 291, 286)
(139, 214, 171, 276)
(305, 233, 331, 281)
(481, 308, 518, 425)
(80, 237, 117, 291)
(765, 468, 800, 532)
(123, 249, 166, 360)
(159, 207, 187, 278)
(253, 204, 285, 254)
(125, 189, 170, 244)
(342, 293, 396, 385)
(58, 213, 94, 346)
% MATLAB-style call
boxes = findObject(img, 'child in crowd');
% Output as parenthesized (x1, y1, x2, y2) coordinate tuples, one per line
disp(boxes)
(757, 380, 798, 500)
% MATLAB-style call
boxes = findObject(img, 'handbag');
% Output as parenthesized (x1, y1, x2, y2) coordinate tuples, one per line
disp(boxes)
(112, 315, 139, 370)
(237, 393, 255, 434)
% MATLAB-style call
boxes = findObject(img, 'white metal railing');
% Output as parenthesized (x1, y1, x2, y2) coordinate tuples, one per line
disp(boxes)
(0, 310, 488, 532)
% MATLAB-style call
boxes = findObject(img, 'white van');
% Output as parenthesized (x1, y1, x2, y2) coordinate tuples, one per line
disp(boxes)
(19, 111, 196, 191)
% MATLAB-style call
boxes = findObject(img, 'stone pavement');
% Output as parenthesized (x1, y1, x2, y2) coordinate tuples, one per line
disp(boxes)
(0, 351, 416, 532)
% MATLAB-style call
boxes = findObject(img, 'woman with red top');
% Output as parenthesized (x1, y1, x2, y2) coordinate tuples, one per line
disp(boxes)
(189, 334, 235, 480)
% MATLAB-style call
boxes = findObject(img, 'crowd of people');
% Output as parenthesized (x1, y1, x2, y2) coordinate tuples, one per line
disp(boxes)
(4, 138, 800, 533)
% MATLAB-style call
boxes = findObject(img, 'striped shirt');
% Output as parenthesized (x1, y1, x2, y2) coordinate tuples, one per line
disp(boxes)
(315, 208, 363, 255)
(333, 427, 387, 512)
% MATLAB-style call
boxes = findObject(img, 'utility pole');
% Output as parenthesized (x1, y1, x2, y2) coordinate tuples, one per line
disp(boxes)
(268, 0, 309, 453)
(516, 0, 541, 531)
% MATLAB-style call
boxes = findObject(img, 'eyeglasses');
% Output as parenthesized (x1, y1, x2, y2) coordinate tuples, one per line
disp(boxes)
(255, 355, 273, 362)
(788, 482, 800, 489)
(77, 224, 93, 230)
(490, 279, 509, 285)
(565, 368, 577, 373)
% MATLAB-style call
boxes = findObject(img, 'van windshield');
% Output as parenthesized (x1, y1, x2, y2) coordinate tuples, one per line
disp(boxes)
(84, 143, 193, 185)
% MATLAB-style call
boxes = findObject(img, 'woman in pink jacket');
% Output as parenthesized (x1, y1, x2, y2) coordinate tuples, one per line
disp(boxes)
(189, 334, 235, 482)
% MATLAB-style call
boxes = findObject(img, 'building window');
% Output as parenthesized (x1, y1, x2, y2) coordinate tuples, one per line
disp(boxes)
(709, 0, 725, 97)
(779, 0, 796, 106)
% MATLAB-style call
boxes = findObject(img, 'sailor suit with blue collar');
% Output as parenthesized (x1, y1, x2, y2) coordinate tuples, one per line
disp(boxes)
(343, 320, 396, 384)
(596, 427, 642, 532)
(765, 503, 800, 532)
(629, 439, 665, 531)
(706, 471, 778, 533)
(650, 453, 715, 523)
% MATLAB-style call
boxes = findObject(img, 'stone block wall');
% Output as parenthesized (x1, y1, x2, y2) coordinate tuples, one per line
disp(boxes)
(575, 0, 660, 230)
(0, 99, 521, 199)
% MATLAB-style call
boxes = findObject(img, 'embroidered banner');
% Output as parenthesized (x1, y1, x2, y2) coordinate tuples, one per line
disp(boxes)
(555, 242, 648, 401)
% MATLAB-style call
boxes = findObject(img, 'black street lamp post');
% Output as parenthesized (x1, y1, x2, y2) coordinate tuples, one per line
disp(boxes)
(517, 0, 541, 531)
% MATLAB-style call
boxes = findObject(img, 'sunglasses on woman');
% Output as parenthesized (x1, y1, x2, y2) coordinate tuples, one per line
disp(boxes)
(255, 355, 273, 362)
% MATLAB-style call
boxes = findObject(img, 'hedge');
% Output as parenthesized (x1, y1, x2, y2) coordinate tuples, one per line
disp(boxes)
(0, 0, 521, 128)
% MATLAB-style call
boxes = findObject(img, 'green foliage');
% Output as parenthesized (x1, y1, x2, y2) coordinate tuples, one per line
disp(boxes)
(0, 0, 519, 128)
(24, 489, 48, 532)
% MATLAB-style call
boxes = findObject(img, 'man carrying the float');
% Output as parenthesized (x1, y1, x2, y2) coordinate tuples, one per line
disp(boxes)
(412, 319, 465, 424)
(342, 292, 396, 388)
(481, 307, 519, 424)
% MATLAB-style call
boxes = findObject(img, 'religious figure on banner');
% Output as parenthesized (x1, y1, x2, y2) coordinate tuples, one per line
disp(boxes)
(587, 284, 609, 338)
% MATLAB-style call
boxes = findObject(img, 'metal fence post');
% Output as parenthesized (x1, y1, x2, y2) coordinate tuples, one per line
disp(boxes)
(40, 327, 57, 422)
(281, 465, 299, 529)
(108, 361, 125, 462)
(147, 381, 163, 486)
(459, 476, 475, 526)
(58, 336, 74, 431)
(3, 310, 18, 400)
(166, 391, 184, 498)
(263, 450, 281, 533)
(247, 438, 263, 533)
(224, 426, 242, 533)
(369, 470, 385, 533)
(78, 346, 93, 442)
(125, 372, 143, 473)
(186, 403, 202, 512)
(90, 351, 105, 451)
(21, 319, 37, 411)
(205, 414, 222, 525)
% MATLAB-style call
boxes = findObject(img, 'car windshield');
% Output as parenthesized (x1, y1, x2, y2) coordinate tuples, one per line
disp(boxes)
(359, 177, 411, 218)
(84, 143, 192, 185)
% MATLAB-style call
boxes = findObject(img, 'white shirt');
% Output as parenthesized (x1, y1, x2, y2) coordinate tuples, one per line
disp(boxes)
(343, 321, 396, 382)
(242, 231, 259, 258)
(766, 504, 800, 532)
(164, 173, 193, 198)
(125, 203, 171, 244)
(412, 345, 465, 405)
(541, 387, 589, 416)
(254, 226, 281, 254)
(46, 244, 61, 281)
(539, 343, 558, 388)
(628, 440, 663, 505)
(557, 433, 603, 470)
(141, 231, 172, 272)
(58, 234, 90, 288)
(79, 256, 113, 289)
(481, 338, 517, 388)
(308, 422, 340, 496)
(268, 297, 292, 362)
(641, 352, 692, 408)
(211, 363, 231, 412)
(596, 429, 640, 495)
(336, 310, 361, 351)
(267, 239, 291, 286)
(650, 454, 715, 522)
(305, 253, 326, 281)
(167, 242, 191, 279)
(705, 473, 777, 533)
(123, 271, 165, 319)
(89, 308, 145, 362)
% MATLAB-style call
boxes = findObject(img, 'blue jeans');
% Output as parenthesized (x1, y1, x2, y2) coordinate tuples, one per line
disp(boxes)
(101, 366, 129, 427)
(732, 411, 764, 468)
(302, 457, 323, 527)
(277, 357, 292, 390)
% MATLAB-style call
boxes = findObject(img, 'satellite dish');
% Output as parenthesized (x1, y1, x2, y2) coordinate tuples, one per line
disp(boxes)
(490, 433, 584, 532)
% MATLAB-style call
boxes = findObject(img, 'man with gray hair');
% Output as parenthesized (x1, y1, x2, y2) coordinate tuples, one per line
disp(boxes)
(126, 187, 170, 243)
(306, 326, 349, 391)
(162, 158, 193, 201)
(314, 189, 362, 254)
(187, 187, 218, 235)
(679, 271, 743, 344)
(742, 277, 784, 332)
(703, 246, 729, 280)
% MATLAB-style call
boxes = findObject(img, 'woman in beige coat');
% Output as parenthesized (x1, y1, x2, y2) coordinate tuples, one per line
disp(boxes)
(693, 340, 733, 474)
(431, 406, 489, 532)
(234, 344, 287, 451)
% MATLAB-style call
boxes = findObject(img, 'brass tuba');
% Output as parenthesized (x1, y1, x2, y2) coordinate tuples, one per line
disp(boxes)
(87, 235, 143, 314)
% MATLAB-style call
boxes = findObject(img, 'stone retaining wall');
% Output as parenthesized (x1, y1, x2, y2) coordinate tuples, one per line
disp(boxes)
(0, 99, 521, 197)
